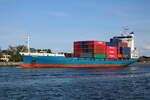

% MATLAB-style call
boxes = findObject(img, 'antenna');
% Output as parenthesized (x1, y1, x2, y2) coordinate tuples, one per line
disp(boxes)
(123, 26, 129, 34)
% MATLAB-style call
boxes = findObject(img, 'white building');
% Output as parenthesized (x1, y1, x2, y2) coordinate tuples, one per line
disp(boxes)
(0, 55, 11, 62)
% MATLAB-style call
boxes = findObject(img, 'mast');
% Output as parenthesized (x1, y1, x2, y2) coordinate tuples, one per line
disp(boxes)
(27, 32, 31, 53)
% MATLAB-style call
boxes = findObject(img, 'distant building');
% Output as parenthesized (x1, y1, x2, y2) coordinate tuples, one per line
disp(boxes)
(0, 55, 11, 62)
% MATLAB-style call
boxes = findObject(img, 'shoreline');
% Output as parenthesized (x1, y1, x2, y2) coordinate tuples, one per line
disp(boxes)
(0, 62, 22, 66)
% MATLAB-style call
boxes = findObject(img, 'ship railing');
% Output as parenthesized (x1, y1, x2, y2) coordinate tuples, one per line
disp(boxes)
(20, 52, 65, 56)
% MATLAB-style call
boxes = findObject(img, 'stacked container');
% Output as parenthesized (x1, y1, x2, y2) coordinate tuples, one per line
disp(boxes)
(88, 41, 106, 59)
(73, 38, 131, 59)
(120, 47, 131, 58)
(74, 41, 84, 57)
(74, 41, 106, 58)
(110, 38, 130, 58)
(106, 46, 118, 59)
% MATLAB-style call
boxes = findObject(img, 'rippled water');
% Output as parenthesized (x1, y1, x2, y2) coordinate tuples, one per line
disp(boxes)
(0, 64, 150, 100)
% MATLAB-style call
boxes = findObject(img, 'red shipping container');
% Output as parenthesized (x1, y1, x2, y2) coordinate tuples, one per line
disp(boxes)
(106, 46, 117, 50)
(106, 50, 117, 55)
(122, 55, 128, 58)
(117, 42, 128, 47)
(87, 41, 106, 46)
(106, 47, 117, 53)
(79, 49, 84, 53)
(106, 54, 118, 59)
(94, 45, 106, 50)
(74, 49, 84, 54)
(94, 49, 106, 54)
(74, 45, 79, 49)
(117, 54, 128, 58)
(88, 45, 93, 49)
(74, 46, 88, 50)
(87, 41, 95, 45)
(96, 41, 106, 45)
(74, 41, 80, 45)
(117, 49, 121, 54)
(87, 45, 106, 50)
(74, 48, 80, 50)
(74, 49, 79, 53)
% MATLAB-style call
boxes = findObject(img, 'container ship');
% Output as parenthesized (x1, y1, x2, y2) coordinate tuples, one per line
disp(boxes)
(20, 31, 138, 68)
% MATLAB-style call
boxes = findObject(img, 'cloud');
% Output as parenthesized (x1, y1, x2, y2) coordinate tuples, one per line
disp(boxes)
(49, 11, 69, 17)
(142, 45, 150, 50)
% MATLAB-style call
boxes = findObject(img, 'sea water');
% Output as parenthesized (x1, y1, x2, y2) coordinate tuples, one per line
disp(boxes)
(0, 64, 150, 100)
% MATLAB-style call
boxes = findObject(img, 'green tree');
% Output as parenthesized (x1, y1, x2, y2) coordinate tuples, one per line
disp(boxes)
(9, 45, 27, 62)
(47, 49, 52, 53)
(0, 48, 2, 58)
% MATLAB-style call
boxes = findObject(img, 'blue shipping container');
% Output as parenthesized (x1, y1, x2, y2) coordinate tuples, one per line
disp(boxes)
(107, 42, 117, 46)
(120, 47, 131, 55)
(110, 38, 122, 43)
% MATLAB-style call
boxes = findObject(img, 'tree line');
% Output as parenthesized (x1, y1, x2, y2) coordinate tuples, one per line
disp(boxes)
(0, 45, 52, 62)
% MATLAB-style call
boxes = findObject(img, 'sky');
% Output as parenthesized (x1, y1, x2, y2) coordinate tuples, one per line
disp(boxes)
(0, 0, 150, 56)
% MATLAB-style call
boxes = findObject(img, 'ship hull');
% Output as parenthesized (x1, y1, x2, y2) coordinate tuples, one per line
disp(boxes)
(20, 55, 137, 68)
(21, 64, 127, 68)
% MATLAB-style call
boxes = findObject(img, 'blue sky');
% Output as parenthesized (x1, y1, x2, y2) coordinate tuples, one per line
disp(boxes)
(0, 0, 150, 56)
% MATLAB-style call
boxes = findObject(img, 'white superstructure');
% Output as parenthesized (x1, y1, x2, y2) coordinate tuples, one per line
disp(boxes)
(113, 32, 138, 58)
